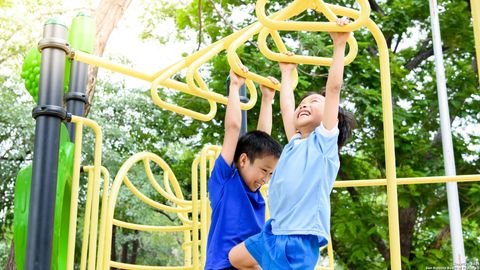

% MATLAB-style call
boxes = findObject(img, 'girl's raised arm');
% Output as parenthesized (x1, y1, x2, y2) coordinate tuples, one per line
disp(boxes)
(279, 56, 298, 141)
(323, 18, 350, 130)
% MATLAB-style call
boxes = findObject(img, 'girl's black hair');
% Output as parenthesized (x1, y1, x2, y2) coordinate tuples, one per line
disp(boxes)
(299, 91, 356, 151)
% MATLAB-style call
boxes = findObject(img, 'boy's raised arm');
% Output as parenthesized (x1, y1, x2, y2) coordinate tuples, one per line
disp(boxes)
(257, 76, 279, 135)
(221, 67, 248, 166)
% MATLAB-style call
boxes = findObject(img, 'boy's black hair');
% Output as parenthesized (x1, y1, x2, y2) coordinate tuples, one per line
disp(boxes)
(299, 91, 356, 151)
(233, 130, 283, 163)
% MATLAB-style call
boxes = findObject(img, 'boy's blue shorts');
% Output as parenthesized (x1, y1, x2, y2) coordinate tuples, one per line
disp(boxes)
(244, 219, 321, 270)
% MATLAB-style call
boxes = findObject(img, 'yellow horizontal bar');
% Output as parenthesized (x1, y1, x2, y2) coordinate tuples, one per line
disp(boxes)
(73, 50, 153, 81)
(332, 175, 480, 188)
(113, 219, 196, 232)
(110, 261, 194, 270)
(334, 179, 386, 187)
(397, 175, 480, 185)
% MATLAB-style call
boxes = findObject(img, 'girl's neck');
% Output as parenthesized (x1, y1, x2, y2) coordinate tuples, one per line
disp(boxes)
(298, 127, 315, 139)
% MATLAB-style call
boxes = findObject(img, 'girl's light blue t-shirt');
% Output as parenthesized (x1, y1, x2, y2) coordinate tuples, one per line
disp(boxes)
(268, 123, 339, 245)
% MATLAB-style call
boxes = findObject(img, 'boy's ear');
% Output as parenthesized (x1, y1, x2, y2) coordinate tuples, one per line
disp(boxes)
(238, 153, 248, 168)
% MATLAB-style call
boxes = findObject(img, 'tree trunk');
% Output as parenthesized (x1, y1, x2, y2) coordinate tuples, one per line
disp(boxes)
(121, 242, 129, 263)
(129, 234, 140, 264)
(5, 240, 16, 270)
(84, 0, 133, 116)
(398, 203, 417, 258)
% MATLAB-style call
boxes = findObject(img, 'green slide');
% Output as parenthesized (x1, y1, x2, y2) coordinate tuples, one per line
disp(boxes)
(13, 124, 75, 270)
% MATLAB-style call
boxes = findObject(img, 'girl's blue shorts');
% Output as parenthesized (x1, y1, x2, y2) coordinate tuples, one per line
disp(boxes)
(244, 219, 321, 270)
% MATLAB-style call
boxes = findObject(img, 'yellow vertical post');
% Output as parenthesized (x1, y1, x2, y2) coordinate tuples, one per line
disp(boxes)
(79, 170, 94, 270)
(96, 167, 110, 270)
(200, 149, 208, 268)
(368, 20, 401, 269)
(191, 157, 200, 268)
(66, 122, 83, 270)
(472, 0, 480, 85)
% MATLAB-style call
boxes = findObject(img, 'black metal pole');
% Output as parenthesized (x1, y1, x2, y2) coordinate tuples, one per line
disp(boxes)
(226, 76, 248, 135)
(65, 60, 88, 141)
(25, 20, 69, 270)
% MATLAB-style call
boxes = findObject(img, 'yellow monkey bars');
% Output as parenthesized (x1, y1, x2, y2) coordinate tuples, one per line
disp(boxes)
(59, 0, 480, 269)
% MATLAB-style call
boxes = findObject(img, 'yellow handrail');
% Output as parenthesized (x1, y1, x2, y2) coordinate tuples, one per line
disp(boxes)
(66, 116, 103, 270)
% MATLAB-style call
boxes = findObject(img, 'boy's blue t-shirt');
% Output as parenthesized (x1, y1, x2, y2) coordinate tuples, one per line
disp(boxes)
(205, 155, 266, 269)
(268, 123, 339, 246)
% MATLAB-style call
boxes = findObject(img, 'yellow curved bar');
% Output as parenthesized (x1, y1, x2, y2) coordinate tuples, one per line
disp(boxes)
(150, 76, 218, 121)
(123, 175, 192, 213)
(74, 50, 221, 121)
(102, 152, 199, 269)
(163, 170, 174, 195)
(256, 0, 370, 32)
(113, 219, 194, 232)
(151, 26, 267, 108)
(151, 61, 221, 121)
(143, 158, 193, 226)
(257, 28, 358, 66)
(256, 0, 360, 66)
(143, 158, 192, 208)
(185, 46, 258, 110)
(226, 23, 284, 91)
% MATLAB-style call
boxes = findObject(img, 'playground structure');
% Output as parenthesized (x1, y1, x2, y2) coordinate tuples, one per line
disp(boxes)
(14, 0, 480, 269)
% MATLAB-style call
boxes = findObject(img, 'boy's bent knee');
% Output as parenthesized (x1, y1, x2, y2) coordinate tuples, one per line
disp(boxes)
(229, 243, 259, 269)
(228, 244, 242, 268)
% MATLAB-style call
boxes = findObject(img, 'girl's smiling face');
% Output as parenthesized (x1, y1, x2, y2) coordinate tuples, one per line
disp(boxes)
(294, 94, 325, 132)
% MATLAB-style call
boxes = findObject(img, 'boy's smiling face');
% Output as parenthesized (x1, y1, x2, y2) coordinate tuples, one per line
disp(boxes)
(237, 153, 278, 192)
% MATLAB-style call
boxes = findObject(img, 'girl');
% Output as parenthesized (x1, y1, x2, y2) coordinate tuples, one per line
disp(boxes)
(228, 17, 356, 269)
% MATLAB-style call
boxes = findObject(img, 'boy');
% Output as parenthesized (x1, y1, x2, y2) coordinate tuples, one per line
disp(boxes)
(205, 66, 283, 269)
